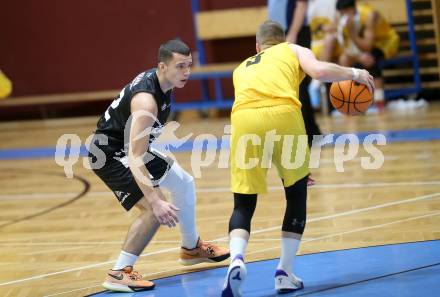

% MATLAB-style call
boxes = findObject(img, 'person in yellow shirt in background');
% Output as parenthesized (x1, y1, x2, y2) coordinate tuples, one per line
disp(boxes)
(308, 0, 339, 62)
(0, 70, 12, 99)
(306, 0, 340, 110)
(221, 20, 373, 296)
(336, 0, 400, 111)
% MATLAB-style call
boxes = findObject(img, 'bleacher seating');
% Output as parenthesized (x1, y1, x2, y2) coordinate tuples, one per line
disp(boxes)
(2, 0, 439, 111)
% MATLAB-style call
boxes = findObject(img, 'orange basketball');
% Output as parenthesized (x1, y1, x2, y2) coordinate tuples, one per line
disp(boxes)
(329, 80, 373, 115)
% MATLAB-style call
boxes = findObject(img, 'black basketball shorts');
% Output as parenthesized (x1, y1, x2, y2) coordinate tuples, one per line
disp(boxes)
(88, 142, 174, 211)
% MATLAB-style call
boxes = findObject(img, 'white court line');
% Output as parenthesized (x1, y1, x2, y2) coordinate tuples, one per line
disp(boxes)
(4, 239, 309, 247)
(0, 241, 124, 246)
(200, 181, 440, 193)
(309, 180, 440, 190)
(251, 192, 440, 236)
(0, 193, 78, 200)
(0, 246, 180, 287)
(0, 240, 180, 247)
(43, 283, 102, 297)
(247, 211, 440, 256)
(303, 211, 440, 243)
(47, 210, 440, 297)
(3, 189, 440, 247)
(1, 191, 439, 287)
(319, 153, 430, 164)
(1, 180, 440, 200)
(43, 265, 187, 297)
(20, 246, 90, 256)
(319, 155, 398, 164)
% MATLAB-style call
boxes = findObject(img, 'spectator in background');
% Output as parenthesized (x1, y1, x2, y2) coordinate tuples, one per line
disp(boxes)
(306, 0, 339, 111)
(268, 0, 321, 146)
(336, 0, 400, 111)
(307, 0, 339, 62)
(0, 70, 12, 99)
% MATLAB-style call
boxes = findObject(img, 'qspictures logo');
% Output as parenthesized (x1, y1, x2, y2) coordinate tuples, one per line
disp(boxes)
(55, 111, 386, 186)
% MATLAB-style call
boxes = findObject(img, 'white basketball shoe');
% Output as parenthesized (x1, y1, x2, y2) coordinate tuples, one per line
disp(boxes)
(221, 255, 247, 297)
(274, 269, 304, 293)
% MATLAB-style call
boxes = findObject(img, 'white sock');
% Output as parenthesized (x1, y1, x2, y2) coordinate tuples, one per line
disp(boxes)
(113, 251, 138, 270)
(160, 163, 199, 249)
(230, 236, 248, 262)
(374, 88, 384, 102)
(277, 237, 301, 275)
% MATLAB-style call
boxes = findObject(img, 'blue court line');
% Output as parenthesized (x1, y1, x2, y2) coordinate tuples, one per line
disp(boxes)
(1, 128, 439, 161)
(87, 240, 440, 297)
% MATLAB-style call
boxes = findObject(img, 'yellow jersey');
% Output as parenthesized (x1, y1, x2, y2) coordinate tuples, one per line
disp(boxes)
(341, 3, 400, 58)
(308, 0, 337, 43)
(232, 42, 305, 113)
(0, 70, 12, 99)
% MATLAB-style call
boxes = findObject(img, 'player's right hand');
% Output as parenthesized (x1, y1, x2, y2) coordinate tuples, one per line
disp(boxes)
(151, 193, 180, 228)
(354, 68, 375, 94)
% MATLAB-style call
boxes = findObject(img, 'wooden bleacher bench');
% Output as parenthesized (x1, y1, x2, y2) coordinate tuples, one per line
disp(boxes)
(360, 0, 440, 93)
(0, 6, 264, 110)
(195, 6, 267, 40)
(186, 0, 426, 111)
(3, 0, 436, 110)
(360, 0, 421, 98)
(190, 62, 239, 78)
(0, 90, 119, 107)
(172, 2, 269, 111)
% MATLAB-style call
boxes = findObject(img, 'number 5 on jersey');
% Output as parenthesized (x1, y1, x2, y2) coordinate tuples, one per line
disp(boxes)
(246, 52, 264, 67)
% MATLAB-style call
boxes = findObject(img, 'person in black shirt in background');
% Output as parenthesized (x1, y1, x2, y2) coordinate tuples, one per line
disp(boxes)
(88, 38, 229, 293)
(269, 0, 322, 147)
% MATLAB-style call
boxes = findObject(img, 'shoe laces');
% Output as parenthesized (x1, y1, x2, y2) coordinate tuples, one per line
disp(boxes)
(121, 267, 142, 281)
(200, 242, 217, 256)
(128, 270, 143, 281)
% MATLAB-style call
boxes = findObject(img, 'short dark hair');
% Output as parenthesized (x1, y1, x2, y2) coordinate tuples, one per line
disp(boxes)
(336, 0, 356, 10)
(256, 20, 285, 46)
(158, 38, 191, 63)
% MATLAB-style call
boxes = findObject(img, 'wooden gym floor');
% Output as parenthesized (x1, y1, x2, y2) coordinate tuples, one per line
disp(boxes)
(0, 103, 439, 296)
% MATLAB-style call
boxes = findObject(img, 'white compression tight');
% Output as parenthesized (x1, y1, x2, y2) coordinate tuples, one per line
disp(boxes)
(159, 162, 199, 249)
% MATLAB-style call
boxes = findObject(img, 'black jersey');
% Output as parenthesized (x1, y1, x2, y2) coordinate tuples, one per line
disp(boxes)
(95, 69, 172, 149)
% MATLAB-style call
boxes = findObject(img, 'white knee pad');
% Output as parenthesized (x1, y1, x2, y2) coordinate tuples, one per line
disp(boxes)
(159, 162, 198, 247)
(374, 88, 385, 102)
(159, 162, 196, 207)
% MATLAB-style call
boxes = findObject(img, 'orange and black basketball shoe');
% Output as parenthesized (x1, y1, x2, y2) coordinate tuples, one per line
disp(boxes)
(103, 266, 155, 292)
(180, 238, 230, 265)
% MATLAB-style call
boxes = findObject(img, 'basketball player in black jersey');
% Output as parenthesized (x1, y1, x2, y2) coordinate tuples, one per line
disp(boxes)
(88, 39, 229, 292)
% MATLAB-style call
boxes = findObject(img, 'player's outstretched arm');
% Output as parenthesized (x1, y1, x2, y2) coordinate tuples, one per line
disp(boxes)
(290, 44, 374, 93)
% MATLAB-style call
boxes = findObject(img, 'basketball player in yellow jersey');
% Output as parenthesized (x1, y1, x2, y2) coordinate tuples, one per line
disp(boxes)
(221, 20, 373, 297)
(336, 0, 400, 111)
